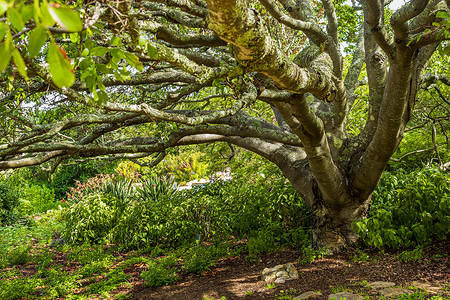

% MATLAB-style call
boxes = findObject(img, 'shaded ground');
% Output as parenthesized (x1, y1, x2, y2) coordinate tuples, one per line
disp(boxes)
(130, 243, 449, 300)
(2, 241, 449, 299)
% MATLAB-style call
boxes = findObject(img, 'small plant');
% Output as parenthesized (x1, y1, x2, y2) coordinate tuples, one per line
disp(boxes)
(140, 257, 178, 287)
(7, 245, 32, 266)
(245, 291, 254, 296)
(352, 249, 370, 263)
(182, 244, 227, 275)
(0, 276, 43, 299)
(43, 268, 82, 298)
(398, 247, 424, 262)
(78, 256, 115, 277)
(395, 292, 426, 299)
(330, 285, 349, 294)
(265, 283, 276, 289)
(299, 247, 327, 264)
(85, 267, 131, 294)
(275, 288, 301, 300)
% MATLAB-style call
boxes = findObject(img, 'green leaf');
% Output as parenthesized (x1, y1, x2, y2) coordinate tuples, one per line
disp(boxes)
(20, 5, 34, 24)
(0, 43, 11, 72)
(0, 22, 7, 41)
(89, 46, 108, 56)
(47, 42, 75, 87)
(110, 48, 125, 59)
(40, 2, 55, 27)
(8, 8, 25, 32)
(28, 25, 48, 57)
(47, 3, 82, 32)
(436, 11, 450, 19)
(0, 1, 8, 16)
(69, 33, 79, 43)
(147, 43, 158, 60)
(124, 52, 143, 71)
(96, 63, 113, 74)
(110, 36, 121, 47)
(81, 48, 89, 57)
(12, 48, 28, 80)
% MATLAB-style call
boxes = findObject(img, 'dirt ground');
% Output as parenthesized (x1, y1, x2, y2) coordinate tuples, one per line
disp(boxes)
(129, 242, 449, 300)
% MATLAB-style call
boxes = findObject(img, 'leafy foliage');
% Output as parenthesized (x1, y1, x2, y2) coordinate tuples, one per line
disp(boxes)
(18, 183, 58, 215)
(62, 193, 125, 244)
(0, 182, 19, 226)
(140, 256, 178, 287)
(353, 166, 450, 248)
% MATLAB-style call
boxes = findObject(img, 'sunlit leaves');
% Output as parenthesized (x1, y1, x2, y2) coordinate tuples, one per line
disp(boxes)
(147, 44, 158, 60)
(47, 42, 74, 87)
(47, 3, 82, 32)
(0, 43, 11, 72)
(124, 52, 143, 71)
(12, 48, 27, 80)
(7, 8, 24, 32)
(0, 1, 8, 16)
(28, 25, 47, 57)
(39, 2, 55, 27)
(89, 46, 108, 56)
(0, 22, 6, 40)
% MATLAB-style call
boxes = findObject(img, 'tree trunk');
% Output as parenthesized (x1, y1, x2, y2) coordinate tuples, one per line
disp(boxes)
(310, 198, 371, 251)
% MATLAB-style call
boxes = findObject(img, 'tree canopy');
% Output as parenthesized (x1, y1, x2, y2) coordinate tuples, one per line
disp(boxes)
(1, 0, 449, 250)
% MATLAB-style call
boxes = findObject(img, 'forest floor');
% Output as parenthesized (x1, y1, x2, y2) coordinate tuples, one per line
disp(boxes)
(128, 242, 450, 300)
(5, 241, 448, 300)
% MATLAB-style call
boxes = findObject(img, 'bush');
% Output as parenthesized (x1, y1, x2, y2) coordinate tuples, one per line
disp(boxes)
(51, 160, 116, 200)
(353, 166, 450, 249)
(19, 184, 57, 215)
(62, 193, 125, 244)
(0, 182, 19, 226)
(62, 174, 312, 252)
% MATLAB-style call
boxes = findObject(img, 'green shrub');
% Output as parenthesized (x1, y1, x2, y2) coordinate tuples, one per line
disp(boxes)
(63, 175, 312, 252)
(137, 175, 176, 202)
(354, 167, 450, 249)
(62, 193, 125, 244)
(0, 182, 19, 226)
(141, 256, 178, 287)
(51, 160, 116, 200)
(19, 184, 57, 215)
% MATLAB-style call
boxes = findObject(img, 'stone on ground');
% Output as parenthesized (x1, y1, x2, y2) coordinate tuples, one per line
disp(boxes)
(367, 281, 395, 289)
(379, 287, 413, 297)
(328, 291, 364, 300)
(261, 263, 298, 283)
(294, 291, 323, 299)
(412, 281, 441, 294)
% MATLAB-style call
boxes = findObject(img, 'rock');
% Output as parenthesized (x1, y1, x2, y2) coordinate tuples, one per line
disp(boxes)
(294, 291, 323, 299)
(276, 271, 289, 278)
(367, 281, 396, 289)
(328, 292, 364, 300)
(411, 281, 440, 294)
(263, 272, 277, 282)
(274, 277, 286, 284)
(286, 263, 299, 279)
(379, 288, 413, 298)
(260, 263, 299, 283)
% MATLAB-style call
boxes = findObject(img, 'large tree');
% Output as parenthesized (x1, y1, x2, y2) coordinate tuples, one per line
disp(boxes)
(1, 0, 449, 251)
